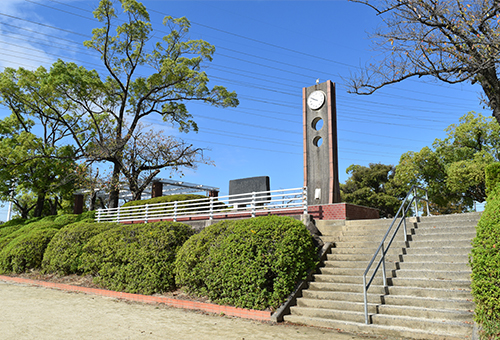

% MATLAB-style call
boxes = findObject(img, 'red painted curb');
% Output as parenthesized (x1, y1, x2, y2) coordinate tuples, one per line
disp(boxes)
(0, 275, 272, 322)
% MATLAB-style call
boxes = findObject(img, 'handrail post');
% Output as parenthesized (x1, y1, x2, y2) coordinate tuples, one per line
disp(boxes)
(414, 187, 419, 217)
(303, 186, 308, 216)
(363, 275, 369, 324)
(381, 243, 387, 286)
(403, 216, 408, 243)
(145, 204, 149, 223)
(251, 192, 256, 218)
(209, 197, 214, 221)
(425, 190, 430, 216)
(174, 201, 178, 222)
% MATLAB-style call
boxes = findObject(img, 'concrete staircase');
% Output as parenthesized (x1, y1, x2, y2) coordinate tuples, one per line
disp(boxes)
(284, 212, 481, 340)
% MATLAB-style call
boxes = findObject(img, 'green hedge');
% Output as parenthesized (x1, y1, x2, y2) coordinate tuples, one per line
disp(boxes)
(174, 216, 317, 310)
(42, 221, 119, 275)
(122, 194, 208, 207)
(80, 221, 194, 294)
(471, 167, 500, 339)
(0, 218, 26, 228)
(0, 228, 59, 273)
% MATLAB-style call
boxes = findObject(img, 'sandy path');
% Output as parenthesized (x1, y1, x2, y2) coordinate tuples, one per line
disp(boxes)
(0, 281, 380, 340)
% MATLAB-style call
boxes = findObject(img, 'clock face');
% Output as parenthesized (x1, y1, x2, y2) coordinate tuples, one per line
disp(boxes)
(307, 91, 325, 110)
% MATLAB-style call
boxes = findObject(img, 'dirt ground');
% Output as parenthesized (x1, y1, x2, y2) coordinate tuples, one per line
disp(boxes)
(0, 280, 388, 340)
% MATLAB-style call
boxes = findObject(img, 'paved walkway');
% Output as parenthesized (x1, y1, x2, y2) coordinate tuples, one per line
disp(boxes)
(0, 280, 386, 340)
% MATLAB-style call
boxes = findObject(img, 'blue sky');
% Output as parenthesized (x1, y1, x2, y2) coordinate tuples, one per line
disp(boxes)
(0, 0, 487, 219)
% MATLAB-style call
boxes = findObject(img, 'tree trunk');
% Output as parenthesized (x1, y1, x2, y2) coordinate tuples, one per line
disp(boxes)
(33, 192, 46, 217)
(493, 106, 500, 126)
(108, 162, 121, 209)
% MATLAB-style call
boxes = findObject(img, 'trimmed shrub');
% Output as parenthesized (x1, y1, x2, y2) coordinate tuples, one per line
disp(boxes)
(0, 228, 58, 273)
(80, 221, 194, 294)
(78, 211, 96, 221)
(485, 163, 500, 195)
(122, 194, 208, 207)
(42, 221, 119, 275)
(53, 214, 80, 227)
(471, 185, 500, 339)
(174, 216, 317, 310)
(174, 220, 233, 293)
(0, 218, 26, 228)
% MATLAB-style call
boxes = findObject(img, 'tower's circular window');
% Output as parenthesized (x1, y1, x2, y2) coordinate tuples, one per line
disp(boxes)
(313, 136, 323, 147)
(312, 117, 324, 131)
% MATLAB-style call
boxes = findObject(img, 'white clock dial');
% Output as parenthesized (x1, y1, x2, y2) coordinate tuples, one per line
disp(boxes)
(307, 91, 325, 110)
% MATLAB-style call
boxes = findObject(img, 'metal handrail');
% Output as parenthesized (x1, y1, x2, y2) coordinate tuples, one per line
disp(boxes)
(96, 187, 307, 223)
(362, 185, 429, 324)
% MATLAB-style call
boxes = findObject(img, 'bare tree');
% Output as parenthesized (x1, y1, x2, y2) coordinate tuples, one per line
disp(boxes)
(349, 0, 500, 123)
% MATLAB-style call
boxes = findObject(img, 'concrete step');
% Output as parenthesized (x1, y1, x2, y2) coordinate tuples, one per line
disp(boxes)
(371, 313, 473, 337)
(308, 281, 386, 294)
(315, 220, 345, 236)
(327, 252, 402, 262)
(401, 254, 469, 263)
(302, 290, 384, 304)
(411, 232, 476, 242)
(283, 315, 470, 340)
(319, 266, 394, 278)
(415, 221, 478, 229)
(323, 260, 397, 269)
(411, 225, 476, 234)
(418, 212, 481, 222)
(394, 269, 471, 280)
(382, 295, 474, 310)
(397, 261, 469, 272)
(389, 277, 472, 290)
(334, 240, 408, 249)
(387, 286, 471, 299)
(296, 298, 379, 314)
(289, 306, 366, 323)
(409, 239, 473, 248)
(404, 246, 471, 256)
(314, 274, 386, 285)
(378, 304, 473, 321)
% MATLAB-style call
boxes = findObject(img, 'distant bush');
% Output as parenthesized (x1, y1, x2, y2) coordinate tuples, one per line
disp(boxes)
(122, 194, 208, 207)
(80, 221, 194, 294)
(174, 216, 317, 310)
(42, 221, 119, 275)
(471, 183, 500, 339)
(1, 218, 26, 228)
(0, 228, 58, 273)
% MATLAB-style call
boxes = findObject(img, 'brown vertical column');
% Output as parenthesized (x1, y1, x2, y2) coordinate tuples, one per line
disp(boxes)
(73, 193, 84, 214)
(151, 181, 163, 198)
(303, 80, 341, 205)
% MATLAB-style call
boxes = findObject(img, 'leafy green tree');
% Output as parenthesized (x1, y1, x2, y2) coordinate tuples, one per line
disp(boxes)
(0, 0, 238, 208)
(395, 112, 500, 212)
(341, 163, 406, 217)
(349, 0, 500, 124)
(0, 114, 77, 218)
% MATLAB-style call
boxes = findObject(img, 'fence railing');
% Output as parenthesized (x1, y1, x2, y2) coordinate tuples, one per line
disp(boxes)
(362, 185, 429, 325)
(96, 187, 308, 223)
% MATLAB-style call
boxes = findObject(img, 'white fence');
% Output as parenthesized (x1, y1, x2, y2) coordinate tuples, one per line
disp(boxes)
(96, 187, 308, 223)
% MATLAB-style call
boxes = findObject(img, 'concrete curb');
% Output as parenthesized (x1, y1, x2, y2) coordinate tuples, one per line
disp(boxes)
(0, 275, 271, 322)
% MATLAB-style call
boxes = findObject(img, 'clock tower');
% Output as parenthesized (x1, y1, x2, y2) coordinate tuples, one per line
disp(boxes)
(303, 80, 341, 206)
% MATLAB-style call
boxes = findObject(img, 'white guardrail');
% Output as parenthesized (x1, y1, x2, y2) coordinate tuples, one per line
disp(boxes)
(96, 187, 308, 223)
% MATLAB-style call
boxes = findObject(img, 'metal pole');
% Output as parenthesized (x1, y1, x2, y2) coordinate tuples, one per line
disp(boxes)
(251, 192, 256, 218)
(209, 197, 214, 221)
(414, 187, 418, 217)
(381, 243, 387, 286)
(363, 275, 369, 324)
